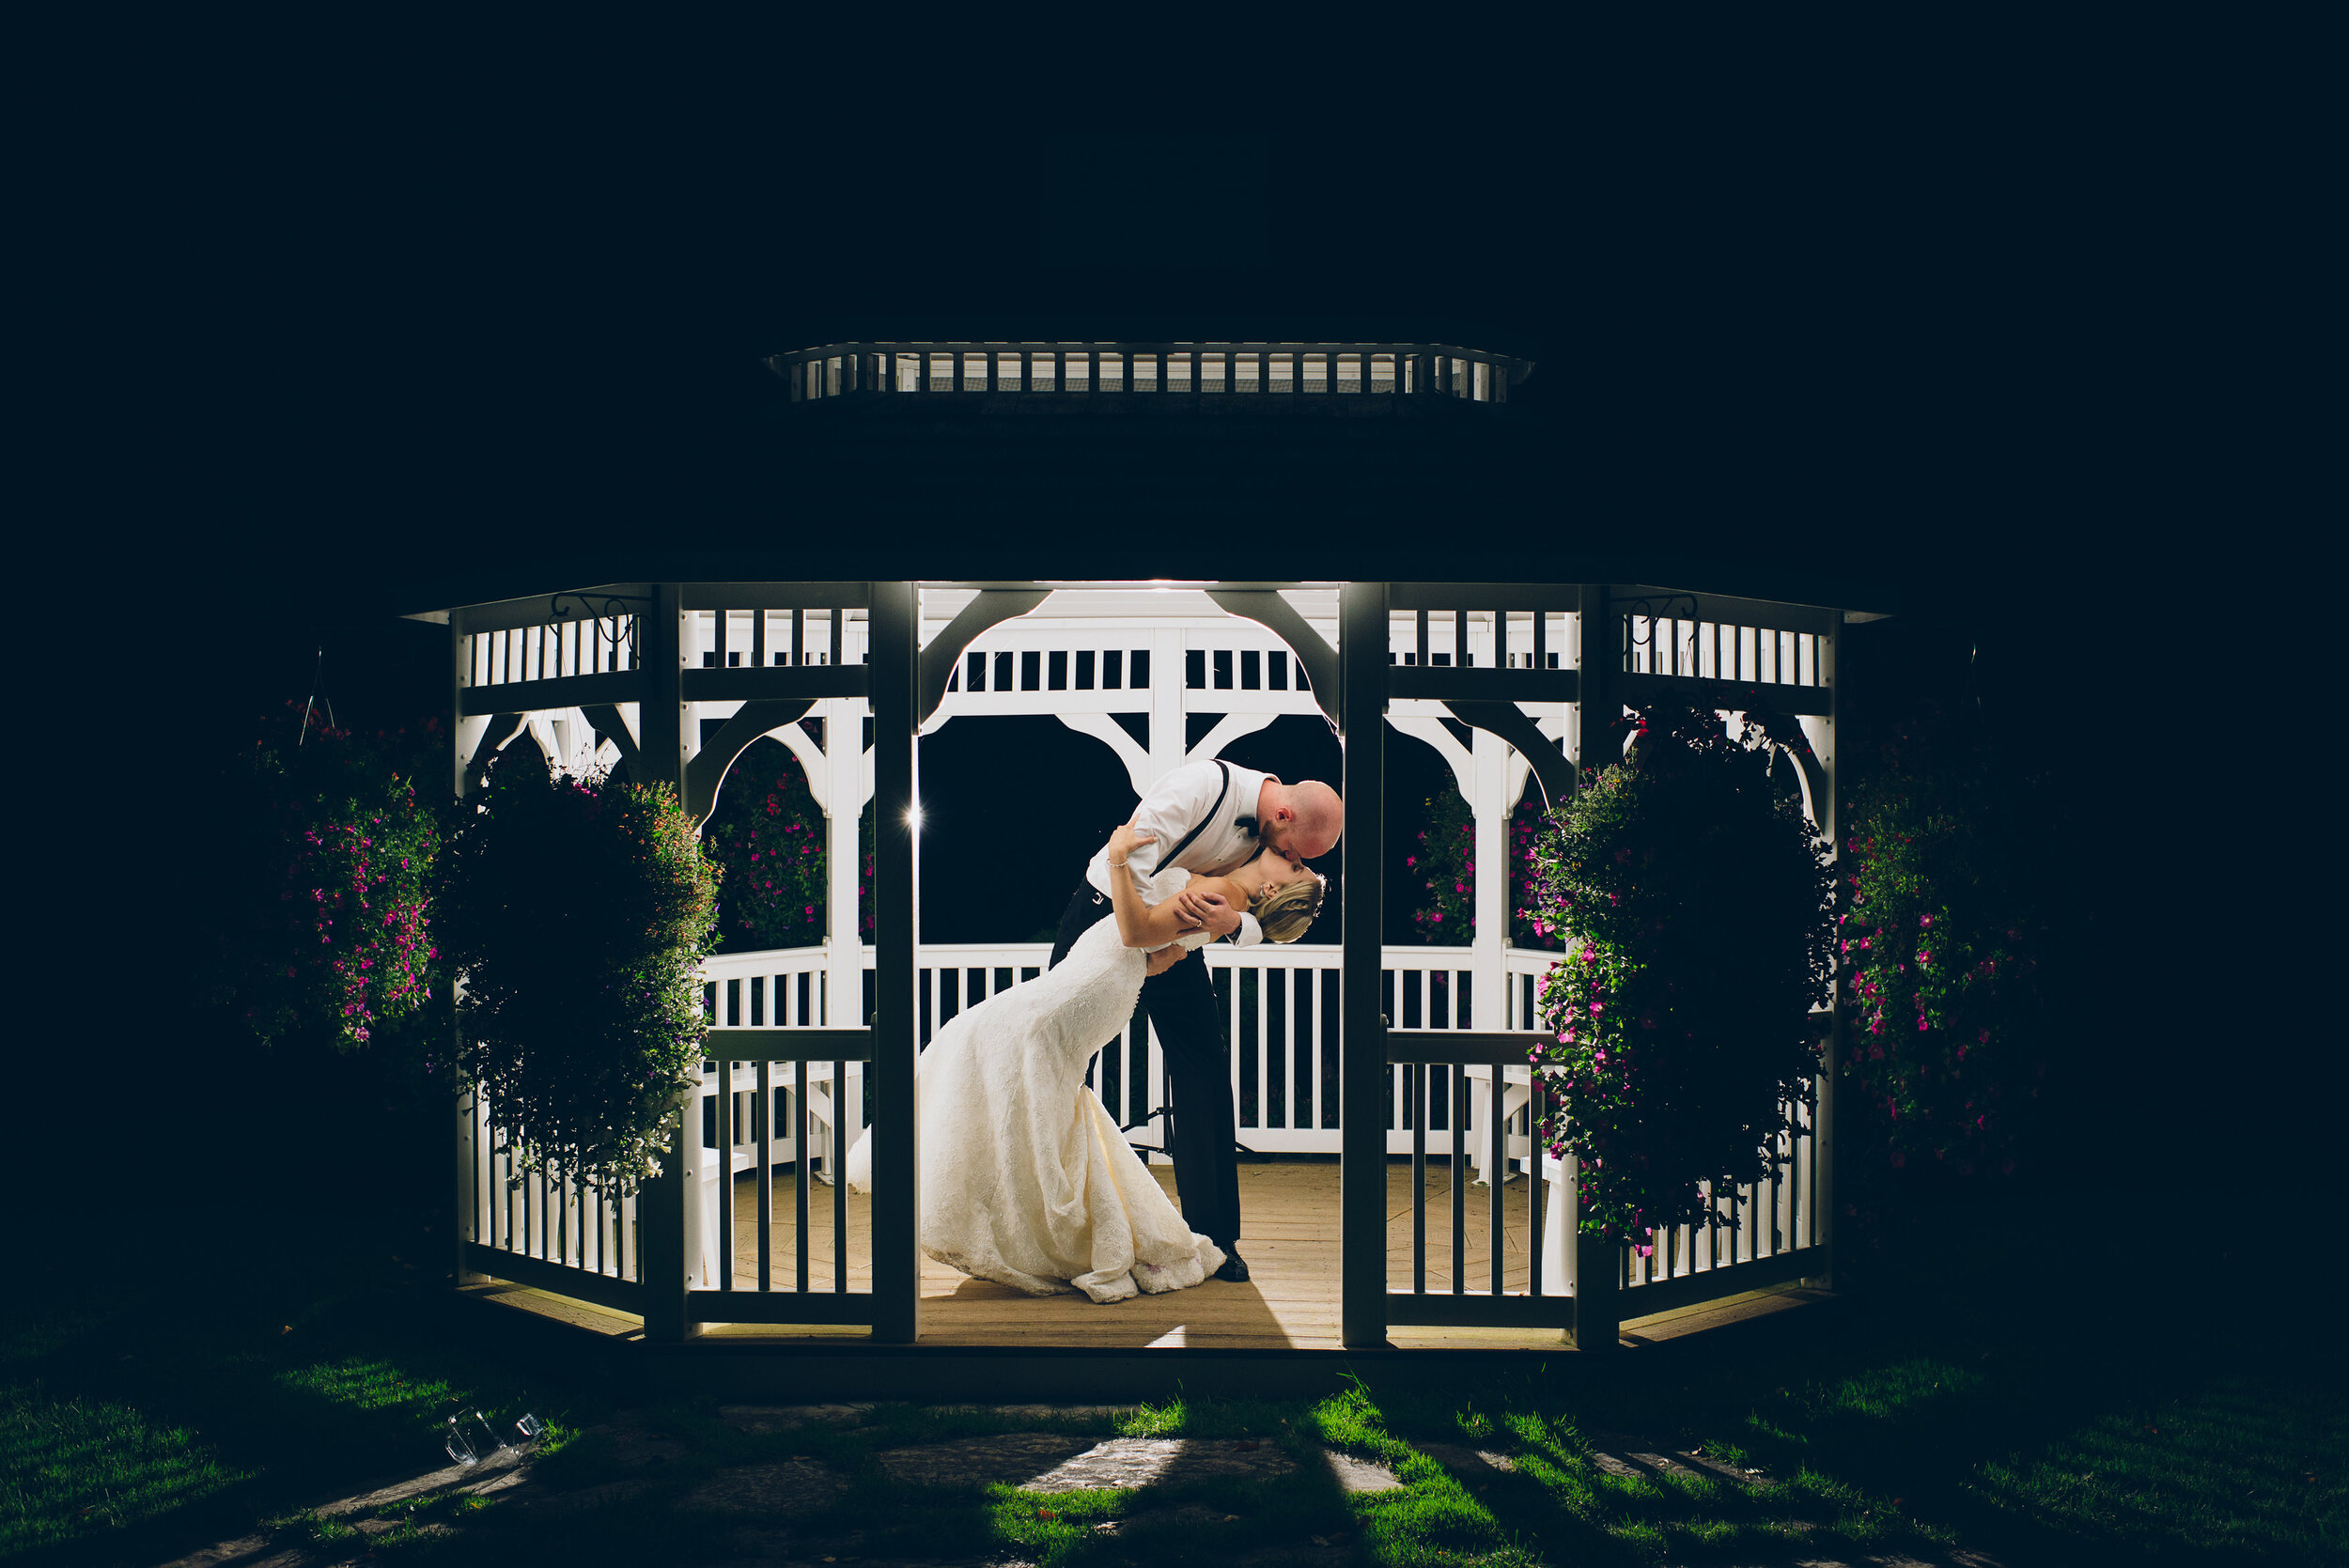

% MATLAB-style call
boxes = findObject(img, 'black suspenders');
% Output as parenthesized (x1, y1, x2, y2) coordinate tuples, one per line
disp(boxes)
(1156, 760, 1231, 872)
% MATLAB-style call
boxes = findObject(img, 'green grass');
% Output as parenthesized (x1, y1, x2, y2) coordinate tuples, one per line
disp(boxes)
(0, 1255, 611, 1566)
(2, 1384, 253, 1554)
(1970, 1374, 2348, 1562)
(7, 1242, 2342, 1567)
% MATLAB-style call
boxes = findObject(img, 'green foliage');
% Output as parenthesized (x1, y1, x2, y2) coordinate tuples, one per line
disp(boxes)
(1404, 784, 1476, 941)
(1404, 786, 1561, 948)
(206, 701, 443, 1052)
(703, 738, 830, 949)
(443, 759, 718, 1193)
(1841, 756, 2049, 1182)
(1524, 704, 1837, 1251)
(1506, 790, 1563, 949)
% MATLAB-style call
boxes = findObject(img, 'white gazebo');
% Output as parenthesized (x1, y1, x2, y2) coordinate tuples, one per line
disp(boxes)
(413, 342, 1866, 1398)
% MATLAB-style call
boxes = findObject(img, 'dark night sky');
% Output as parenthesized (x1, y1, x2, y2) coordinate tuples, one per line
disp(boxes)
(35, 129, 2325, 1275)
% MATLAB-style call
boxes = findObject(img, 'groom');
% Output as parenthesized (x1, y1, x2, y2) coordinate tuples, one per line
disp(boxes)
(1048, 760, 1343, 1282)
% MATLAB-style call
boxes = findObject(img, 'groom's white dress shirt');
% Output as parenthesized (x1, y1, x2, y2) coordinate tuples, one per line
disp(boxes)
(1086, 758, 1273, 949)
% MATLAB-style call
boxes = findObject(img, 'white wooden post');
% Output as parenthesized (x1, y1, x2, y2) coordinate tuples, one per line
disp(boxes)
(822, 693, 869, 1151)
(1805, 617, 1840, 1287)
(1471, 720, 1508, 1184)
(677, 624, 714, 1305)
(1150, 625, 1185, 781)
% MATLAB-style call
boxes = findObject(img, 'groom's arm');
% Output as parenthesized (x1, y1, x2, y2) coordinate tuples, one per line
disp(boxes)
(1134, 764, 1259, 944)
(1085, 762, 1260, 943)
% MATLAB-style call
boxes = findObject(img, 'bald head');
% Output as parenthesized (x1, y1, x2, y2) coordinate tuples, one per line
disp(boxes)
(1272, 780, 1343, 862)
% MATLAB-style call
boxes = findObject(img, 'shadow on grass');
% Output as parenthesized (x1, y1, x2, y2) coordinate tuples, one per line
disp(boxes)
(376, 1393, 1361, 1568)
(3, 1255, 623, 1567)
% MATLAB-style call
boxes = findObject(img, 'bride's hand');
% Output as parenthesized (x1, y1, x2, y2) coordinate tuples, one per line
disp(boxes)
(1144, 944, 1188, 977)
(1107, 823, 1156, 865)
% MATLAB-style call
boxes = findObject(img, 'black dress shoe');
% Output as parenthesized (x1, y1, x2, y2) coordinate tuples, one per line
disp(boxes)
(1213, 1247, 1251, 1282)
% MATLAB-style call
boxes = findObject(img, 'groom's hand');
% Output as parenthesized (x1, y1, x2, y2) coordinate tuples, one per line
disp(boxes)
(1174, 889, 1243, 938)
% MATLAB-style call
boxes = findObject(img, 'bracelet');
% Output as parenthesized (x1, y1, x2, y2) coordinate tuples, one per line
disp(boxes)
(1107, 858, 1128, 868)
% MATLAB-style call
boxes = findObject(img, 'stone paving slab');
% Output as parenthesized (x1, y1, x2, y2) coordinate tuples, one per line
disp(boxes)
(158, 1447, 536, 1568)
(597, 1410, 700, 1467)
(875, 1432, 1302, 1494)
(717, 1403, 880, 1434)
(507, 1476, 661, 1518)
(680, 1458, 850, 1515)
(1415, 1441, 1517, 1477)
(876, 1432, 1094, 1488)
(1654, 1545, 2012, 1568)
(1020, 1436, 1299, 1493)
(1590, 1431, 1778, 1487)
(1323, 1452, 1403, 1492)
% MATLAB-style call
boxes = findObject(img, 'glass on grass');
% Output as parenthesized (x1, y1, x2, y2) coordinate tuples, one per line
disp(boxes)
(445, 1417, 478, 1467)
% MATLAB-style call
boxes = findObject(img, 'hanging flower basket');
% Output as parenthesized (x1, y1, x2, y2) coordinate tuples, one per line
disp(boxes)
(208, 703, 442, 1053)
(1525, 704, 1837, 1252)
(1841, 766, 2047, 1181)
(443, 760, 719, 1193)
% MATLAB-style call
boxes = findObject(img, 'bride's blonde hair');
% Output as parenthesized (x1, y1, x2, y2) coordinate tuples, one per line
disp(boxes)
(1249, 867, 1328, 943)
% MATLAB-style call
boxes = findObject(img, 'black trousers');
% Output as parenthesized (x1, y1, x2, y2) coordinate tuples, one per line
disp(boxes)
(1049, 883, 1241, 1246)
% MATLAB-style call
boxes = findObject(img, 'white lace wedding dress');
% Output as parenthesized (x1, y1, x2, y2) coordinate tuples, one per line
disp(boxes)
(845, 874, 1225, 1303)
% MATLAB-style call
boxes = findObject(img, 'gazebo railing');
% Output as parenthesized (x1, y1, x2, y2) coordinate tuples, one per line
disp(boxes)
(697, 940, 1563, 1163)
(459, 1086, 645, 1315)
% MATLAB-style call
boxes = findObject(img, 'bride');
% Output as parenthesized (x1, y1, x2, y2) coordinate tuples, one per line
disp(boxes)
(848, 823, 1325, 1302)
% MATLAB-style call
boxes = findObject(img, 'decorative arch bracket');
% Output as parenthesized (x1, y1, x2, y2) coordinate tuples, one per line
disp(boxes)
(1202, 589, 1340, 728)
(1442, 700, 1576, 807)
(461, 712, 525, 792)
(579, 704, 642, 771)
(918, 588, 1052, 724)
(685, 699, 816, 821)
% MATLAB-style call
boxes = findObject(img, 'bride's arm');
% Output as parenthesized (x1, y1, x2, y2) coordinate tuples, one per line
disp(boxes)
(1104, 825, 1208, 949)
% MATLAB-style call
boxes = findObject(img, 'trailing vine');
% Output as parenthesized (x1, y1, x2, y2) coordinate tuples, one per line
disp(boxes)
(1525, 704, 1837, 1254)
(443, 758, 719, 1192)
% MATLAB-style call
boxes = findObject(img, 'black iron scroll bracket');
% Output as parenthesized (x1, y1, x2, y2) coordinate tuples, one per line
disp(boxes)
(547, 591, 653, 674)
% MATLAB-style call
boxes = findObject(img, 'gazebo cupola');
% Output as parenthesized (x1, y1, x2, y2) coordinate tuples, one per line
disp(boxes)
(765, 341, 1533, 401)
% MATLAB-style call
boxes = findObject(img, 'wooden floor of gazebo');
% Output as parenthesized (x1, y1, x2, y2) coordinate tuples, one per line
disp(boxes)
(468, 1161, 1824, 1353)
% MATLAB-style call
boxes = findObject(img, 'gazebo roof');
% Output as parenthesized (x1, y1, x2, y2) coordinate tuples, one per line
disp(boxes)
(388, 334, 1908, 620)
